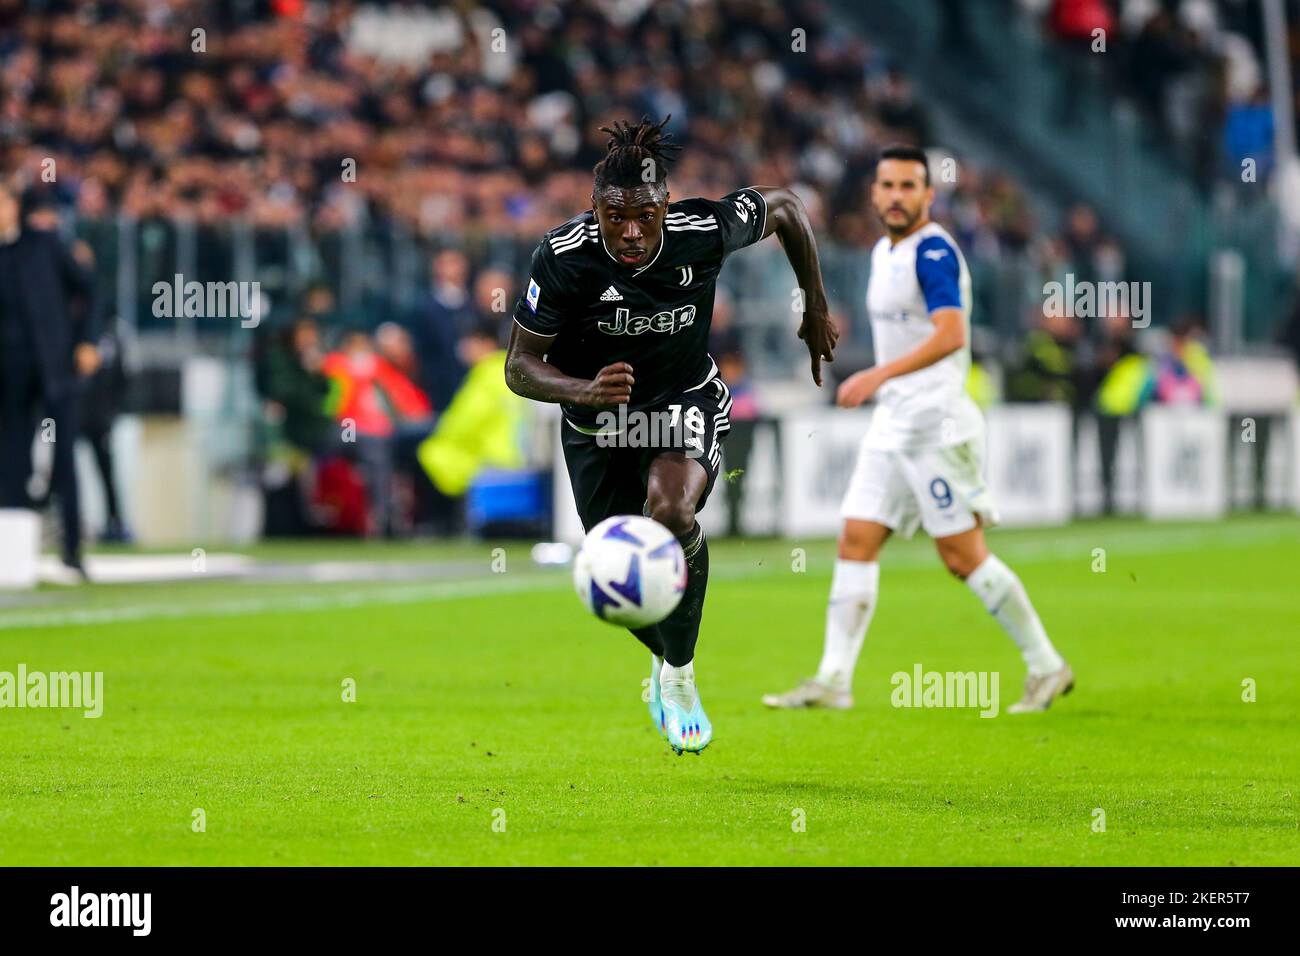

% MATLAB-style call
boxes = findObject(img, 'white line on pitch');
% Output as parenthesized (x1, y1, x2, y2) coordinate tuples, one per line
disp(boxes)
(0, 522, 1290, 631)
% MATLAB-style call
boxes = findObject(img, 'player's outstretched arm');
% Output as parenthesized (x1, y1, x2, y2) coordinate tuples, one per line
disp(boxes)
(505, 322, 634, 408)
(754, 186, 838, 387)
(836, 308, 965, 408)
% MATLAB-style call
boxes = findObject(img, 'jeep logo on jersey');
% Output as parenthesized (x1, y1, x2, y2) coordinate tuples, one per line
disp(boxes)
(599, 305, 696, 335)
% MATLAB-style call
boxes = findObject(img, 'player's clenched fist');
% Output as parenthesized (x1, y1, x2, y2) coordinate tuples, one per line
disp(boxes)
(583, 362, 634, 407)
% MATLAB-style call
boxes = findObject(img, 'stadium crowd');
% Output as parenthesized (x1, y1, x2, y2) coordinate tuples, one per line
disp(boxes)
(1, 0, 1228, 540)
(1032, 0, 1277, 184)
(4, 0, 1056, 255)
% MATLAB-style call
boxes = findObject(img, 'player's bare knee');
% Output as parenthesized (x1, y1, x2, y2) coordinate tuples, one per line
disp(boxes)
(838, 532, 875, 562)
(838, 521, 884, 561)
(937, 545, 980, 580)
(940, 553, 968, 579)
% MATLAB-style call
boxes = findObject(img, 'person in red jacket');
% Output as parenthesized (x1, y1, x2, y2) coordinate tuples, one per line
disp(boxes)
(1049, 0, 1117, 126)
(322, 331, 432, 437)
(322, 331, 433, 535)
(1049, 0, 1115, 44)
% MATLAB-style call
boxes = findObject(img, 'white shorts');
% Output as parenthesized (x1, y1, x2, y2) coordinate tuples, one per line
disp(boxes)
(840, 438, 999, 539)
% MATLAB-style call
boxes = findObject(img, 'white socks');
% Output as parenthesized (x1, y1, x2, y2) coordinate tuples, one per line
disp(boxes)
(965, 554, 1064, 676)
(808, 553, 1062, 693)
(660, 659, 697, 709)
(815, 560, 880, 693)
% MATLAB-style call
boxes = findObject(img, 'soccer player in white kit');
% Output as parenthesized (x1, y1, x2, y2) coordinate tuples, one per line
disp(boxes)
(764, 145, 1074, 714)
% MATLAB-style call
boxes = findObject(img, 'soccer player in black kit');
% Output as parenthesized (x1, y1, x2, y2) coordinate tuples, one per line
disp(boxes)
(506, 117, 836, 753)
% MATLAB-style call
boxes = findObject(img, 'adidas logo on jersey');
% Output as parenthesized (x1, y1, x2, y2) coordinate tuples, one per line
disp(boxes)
(599, 285, 623, 301)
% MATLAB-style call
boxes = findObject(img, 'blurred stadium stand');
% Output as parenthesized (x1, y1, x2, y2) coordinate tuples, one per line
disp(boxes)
(5, 0, 1300, 546)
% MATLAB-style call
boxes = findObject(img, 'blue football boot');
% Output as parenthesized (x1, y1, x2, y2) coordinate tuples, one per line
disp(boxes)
(660, 663, 712, 755)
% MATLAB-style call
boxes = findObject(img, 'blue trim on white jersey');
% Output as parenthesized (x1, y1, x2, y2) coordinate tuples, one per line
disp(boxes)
(914, 235, 962, 312)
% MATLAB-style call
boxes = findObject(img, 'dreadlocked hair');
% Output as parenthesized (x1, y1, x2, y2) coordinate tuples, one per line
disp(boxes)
(592, 116, 682, 190)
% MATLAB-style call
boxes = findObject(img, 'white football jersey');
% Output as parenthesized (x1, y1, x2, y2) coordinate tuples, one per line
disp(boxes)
(863, 221, 982, 451)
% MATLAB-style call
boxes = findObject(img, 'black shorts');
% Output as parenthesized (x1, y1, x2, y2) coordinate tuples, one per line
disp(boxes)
(561, 375, 733, 531)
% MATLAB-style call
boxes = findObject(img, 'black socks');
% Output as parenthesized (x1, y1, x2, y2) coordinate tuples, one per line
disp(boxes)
(626, 521, 709, 666)
(657, 522, 709, 667)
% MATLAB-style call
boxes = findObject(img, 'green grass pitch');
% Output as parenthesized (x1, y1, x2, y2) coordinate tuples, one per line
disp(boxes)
(1, 515, 1297, 866)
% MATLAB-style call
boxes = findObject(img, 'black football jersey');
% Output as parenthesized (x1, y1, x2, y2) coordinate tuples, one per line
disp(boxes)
(512, 187, 768, 429)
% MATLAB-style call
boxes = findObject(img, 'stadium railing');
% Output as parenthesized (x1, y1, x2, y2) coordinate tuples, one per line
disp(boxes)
(77, 214, 1048, 384)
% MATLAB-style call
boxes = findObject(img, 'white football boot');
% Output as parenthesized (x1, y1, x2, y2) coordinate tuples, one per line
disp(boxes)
(762, 678, 853, 710)
(1007, 664, 1075, 713)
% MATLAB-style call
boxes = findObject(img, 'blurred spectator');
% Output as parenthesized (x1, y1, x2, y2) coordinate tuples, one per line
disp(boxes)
(24, 188, 64, 234)
(254, 316, 332, 536)
(1092, 312, 1154, 515)
(1059, 204, 1124, 286)
(375, 320, 443, 537)
(1128, 8, 1198, 145)
(411, 250, 475, 411)
(875, 68, 931, 145)
(79, 321, 131, 543)
(1094, 313, 1154, 416)
(1153, 316, 1216, 406)
(323, 331, 433, 439)
(302, 285, 344, 329)
(0, 181, 99, 579)
(417, 322, 527, 534)
(1221, 86, 1273, 181)
(257, 317, 332, 452)
(25, 189, 131, 544)
(1005, 310, 1082, 405)
(375, 322, 421, 383)
(471, 267, 514, 338)
(322, 330, 432, 536)
(1046, 0, 1115, 125)
(1048, 0, 1115, 46)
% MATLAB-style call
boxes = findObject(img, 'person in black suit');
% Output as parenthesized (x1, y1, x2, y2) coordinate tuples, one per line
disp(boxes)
(0, 183, 101, 578)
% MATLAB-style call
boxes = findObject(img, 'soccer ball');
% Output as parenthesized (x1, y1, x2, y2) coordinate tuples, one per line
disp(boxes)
(573, 515, 687, 628)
